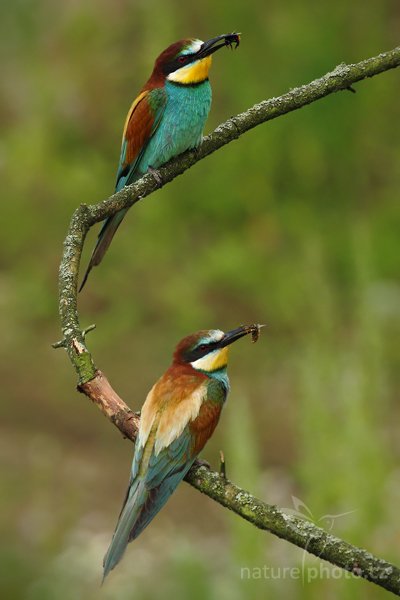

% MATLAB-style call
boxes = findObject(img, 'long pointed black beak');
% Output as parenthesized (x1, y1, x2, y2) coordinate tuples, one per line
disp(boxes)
(217, 323, 265, 349)
(196, 32, 240, 59)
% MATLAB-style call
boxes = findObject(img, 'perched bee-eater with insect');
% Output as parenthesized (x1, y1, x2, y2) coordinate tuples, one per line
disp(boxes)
(80, 33, 240, 290)
(103, 323, 263, 578)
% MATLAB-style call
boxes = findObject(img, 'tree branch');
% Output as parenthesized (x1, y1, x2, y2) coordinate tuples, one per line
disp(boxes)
(57, 46, 400, 595)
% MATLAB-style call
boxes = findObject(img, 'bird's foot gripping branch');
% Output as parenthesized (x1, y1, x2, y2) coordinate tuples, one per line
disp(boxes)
(57, 45, 400, 594)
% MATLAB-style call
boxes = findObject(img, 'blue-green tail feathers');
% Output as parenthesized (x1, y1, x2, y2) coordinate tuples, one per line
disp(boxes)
(102, 458, 195, 580)
(102, 478, 145, 580)
(79, 209, 128, 292)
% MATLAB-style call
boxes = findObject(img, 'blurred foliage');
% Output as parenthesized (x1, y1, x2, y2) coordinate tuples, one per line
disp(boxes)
(1, 0, 400, 598)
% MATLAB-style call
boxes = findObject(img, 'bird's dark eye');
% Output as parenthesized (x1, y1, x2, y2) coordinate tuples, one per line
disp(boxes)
(178, 56, 186, 63)
(198, 343, 208, 350)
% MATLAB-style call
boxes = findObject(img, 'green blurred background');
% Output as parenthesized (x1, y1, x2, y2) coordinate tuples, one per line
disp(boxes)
(1, 0, 400, 598)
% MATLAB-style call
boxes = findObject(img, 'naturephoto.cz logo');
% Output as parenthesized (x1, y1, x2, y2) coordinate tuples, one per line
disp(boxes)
(240, 496, 358, 584)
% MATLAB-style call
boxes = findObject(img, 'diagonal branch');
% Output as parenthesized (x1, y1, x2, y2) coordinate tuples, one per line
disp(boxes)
(57, 46, 400, 595)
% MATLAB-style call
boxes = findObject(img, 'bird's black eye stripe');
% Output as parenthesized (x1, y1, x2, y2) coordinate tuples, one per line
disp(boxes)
(176, 53, 194, 66)
(164, 53, 196, 74)
(184, 341, 217, 363)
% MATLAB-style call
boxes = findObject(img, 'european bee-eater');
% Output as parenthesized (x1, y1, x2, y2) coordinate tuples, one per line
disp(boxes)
(80, 32, 240, 291)
(103, 323, 262, 578)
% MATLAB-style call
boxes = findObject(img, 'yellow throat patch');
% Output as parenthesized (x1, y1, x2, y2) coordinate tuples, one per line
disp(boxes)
(191, 346, 229, 372)
(168, 55, 212, 85)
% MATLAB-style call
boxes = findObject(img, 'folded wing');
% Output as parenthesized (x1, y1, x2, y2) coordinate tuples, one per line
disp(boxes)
(79, 87, 167, 291)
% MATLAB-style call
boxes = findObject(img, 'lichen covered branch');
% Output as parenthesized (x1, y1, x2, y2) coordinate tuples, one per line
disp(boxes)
(57, 46, 400, 596)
